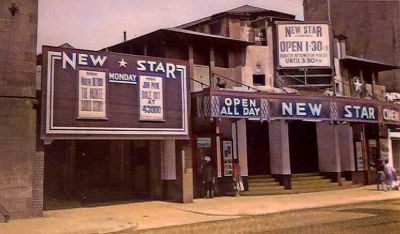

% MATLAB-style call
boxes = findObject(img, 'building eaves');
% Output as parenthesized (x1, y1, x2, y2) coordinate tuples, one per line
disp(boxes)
(177, 4, 295, 29)
(162, 28, 252, 44)
(340, 55, 399, 71)
(106, 27, 252, 51)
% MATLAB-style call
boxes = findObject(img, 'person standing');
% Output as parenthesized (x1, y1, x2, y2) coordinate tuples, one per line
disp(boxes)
(233, 159, 244, 194)
(377, 160, 385, 191)
(203, 156, 215, 198)
(384, 159, 394, 191)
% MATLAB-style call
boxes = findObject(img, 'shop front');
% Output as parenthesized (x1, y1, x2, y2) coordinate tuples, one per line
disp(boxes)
(41, 46, 192, 209)
(192, 88, 400, 196)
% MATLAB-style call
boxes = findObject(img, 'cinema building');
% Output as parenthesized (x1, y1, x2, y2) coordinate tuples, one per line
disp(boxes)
(39, 46, 193, 209)
(107, 5, 400, 197)
(3, 3, 400, 221)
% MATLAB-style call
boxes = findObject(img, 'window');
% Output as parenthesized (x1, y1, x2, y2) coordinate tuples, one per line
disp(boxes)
(210, 21, 221, 35)
(78, 70, 106, 118)
(253, 74, 266, 86)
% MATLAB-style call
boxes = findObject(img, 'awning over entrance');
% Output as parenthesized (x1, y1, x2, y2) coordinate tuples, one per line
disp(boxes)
(193, 88, 400, 125)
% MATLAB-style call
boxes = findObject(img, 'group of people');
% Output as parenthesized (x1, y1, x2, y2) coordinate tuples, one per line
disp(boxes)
(378, 160, 399, 191)
(202, 157, 244, 198)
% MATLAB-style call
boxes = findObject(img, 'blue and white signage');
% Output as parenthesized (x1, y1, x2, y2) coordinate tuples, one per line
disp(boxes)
(220, 97, 260, 117)
(269, 99, 331, 120)
(41, 46, 189, 138)
(215, 96, 267, 118)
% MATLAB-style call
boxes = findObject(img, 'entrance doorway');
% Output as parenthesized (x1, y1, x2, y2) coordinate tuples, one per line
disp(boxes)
(43, 140, 152, 210)
(129, 141, 150, 198)
(246, 120, 270, 175)
(289, 121, 319, 173)
(76, 140, 111, 193)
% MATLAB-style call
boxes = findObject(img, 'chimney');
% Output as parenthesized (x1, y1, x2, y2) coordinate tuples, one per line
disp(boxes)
(123, 31, 127, 42)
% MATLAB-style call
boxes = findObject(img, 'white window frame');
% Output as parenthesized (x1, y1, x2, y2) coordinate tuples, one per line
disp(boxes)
(78, 70, 106, 119)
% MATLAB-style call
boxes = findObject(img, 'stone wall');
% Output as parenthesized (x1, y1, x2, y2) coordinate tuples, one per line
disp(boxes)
(0, 0, 39, 218)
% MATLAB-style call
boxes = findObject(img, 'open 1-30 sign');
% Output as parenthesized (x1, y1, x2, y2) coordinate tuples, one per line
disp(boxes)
(276, 22, 331, 68)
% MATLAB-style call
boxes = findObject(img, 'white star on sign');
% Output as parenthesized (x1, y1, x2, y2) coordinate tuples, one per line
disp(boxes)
(354, 78, 363, 92)
(118, 58, 127, 67)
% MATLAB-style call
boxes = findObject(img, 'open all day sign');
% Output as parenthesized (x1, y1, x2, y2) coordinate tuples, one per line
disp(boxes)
(277, 22, 331, 68)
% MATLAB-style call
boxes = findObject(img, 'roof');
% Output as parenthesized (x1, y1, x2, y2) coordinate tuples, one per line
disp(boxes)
(106, 27, 252, 51)
(225, 5, 272, 14)
(162, 28, 251, 44)
(340, 55, 399, 71)
(177, 4, 295, 29)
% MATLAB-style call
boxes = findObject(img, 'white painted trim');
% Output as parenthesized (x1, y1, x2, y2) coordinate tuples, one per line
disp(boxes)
(388, 129, 398, 168)
(216, 136, 221, 177)
(232, 122, 238, 160)
(237, 119, 248, 176)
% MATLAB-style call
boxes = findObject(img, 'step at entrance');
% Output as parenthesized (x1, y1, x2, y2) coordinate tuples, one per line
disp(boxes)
(291, 173, 339, 193)
(240, 173, 361, 196)
(240, 175, 285, 196)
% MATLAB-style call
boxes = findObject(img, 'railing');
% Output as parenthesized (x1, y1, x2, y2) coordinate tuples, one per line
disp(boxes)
(212, 73, 260, 92)
(191, 78, 209, 88)
(278, 71, 325, 92)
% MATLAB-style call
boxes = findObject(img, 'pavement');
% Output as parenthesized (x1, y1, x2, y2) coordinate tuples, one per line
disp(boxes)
(0, 185, 399, 234)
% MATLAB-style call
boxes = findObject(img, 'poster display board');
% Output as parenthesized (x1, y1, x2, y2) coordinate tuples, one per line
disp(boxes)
(355, 142, 365, 171)
(139, 76, 164, 121)
(379, 138, 389, 161)
(222, 140, 233, 176)
(368, 139, 378, 170)
(276, 22, 331, 68)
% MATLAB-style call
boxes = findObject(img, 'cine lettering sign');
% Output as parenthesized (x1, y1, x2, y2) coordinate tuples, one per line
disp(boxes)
(218, 97, 262, 118)
(382, 108, 400, 123)
(139, 76, 164, 121)
(277, 22, 331, 67)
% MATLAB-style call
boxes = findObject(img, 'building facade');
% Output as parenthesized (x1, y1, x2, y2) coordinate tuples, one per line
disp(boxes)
(2, 3, 400, 220)
(40, 46, 193, 208)
(304, 0, 400, 182)
(108, 5, 400, 197)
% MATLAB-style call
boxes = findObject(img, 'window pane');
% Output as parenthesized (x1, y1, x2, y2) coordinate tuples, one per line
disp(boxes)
(81, 77, 91, 86)
(93, 78, 104, 86)
(81, 87, 89, 99)
(90, 88, 103, 99)
(81, 100, 91, 111)
(92, 101, 103, 112)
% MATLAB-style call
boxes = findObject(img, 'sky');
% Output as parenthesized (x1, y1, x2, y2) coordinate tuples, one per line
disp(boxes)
(37, 0, 304, 53)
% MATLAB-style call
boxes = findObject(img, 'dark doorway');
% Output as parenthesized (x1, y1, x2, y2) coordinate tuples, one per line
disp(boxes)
(246, 120, 270, 175)
(76, 140, 111, 191)
(289, 121, 319, 173)
(44, 140, 154, 210)
(129, 141, 150, 198)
